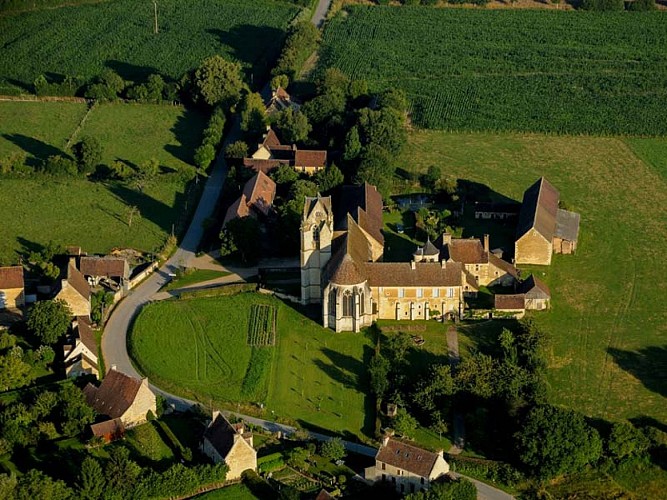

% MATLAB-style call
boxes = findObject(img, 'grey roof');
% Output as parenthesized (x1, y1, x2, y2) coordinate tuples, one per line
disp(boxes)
(423, 238, 439, 256)
(518, 275, 551, 299)
(516, 177, 559, 241)
(555, 209, 580, 242)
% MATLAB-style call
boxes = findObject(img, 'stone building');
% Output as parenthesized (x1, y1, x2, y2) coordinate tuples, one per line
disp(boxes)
(201, 412, 257, 480)
(0, 266, 24, 310)
(63, 316, 99, 379)
(515, 177, 580, 265)
(55, 261, 91, 317)
(243, 128, 327, 175)
(365, 436, 449, 495)
(223, 171, 276, 227)
(83, 368, 156, 428)
(519, 275, 551, 310)
(80, 256, 130, 286)
(301, 184, 474, 332)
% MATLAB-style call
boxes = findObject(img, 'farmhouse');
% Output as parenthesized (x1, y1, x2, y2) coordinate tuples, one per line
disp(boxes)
(301, 184, 473, 332)
(201, 412, 257, 481)
(83, 367, 156, 428)
(266, 86, 300, 116)
(63, 316, 99, 379)
(515, 177, 580, 265)
(365, 436, 449, 494)
(54, 261, 91, 317)
(79, 256, 129, 286)
(223, 171, 276, 227)
(243, 128, 327, 175)
(0, 266, 25, 310)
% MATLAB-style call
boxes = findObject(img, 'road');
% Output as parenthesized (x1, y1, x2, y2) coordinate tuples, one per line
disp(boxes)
(311, 0, 332, 27)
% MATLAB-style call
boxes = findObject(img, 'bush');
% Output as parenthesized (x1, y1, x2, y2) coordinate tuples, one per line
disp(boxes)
(41, 155, 78, 176)
(626, 0, 655, 9)
(273, 21, 321, 80)
(319, 437, 346, 461)
(581, 0, 624, 9)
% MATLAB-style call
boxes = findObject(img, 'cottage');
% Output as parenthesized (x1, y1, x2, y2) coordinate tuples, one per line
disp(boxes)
(0, 266, 25, 310)
(55, 261, 91, 317)
(366, 436, 449, 495)
(515, 177, 580, 265)
(266, 87, 301, 115)
(201, 412, 257, 481)
(90, 418, 125, 443)
(80, 256, 130, 286)
(83, 368, 156, 428)
(494, 294, 526, 318)
(519, 275, 551, 310)
(223, 171, 276, 227)
(63, 316, 99, 379)
(243, 128, 327, 175)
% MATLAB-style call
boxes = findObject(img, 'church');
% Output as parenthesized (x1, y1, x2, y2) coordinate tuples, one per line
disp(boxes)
(300, 184, 498, 332)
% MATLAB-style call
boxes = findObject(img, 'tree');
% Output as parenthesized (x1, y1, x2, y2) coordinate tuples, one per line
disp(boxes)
(192, 56, 243, 108)
(271, 164, 299, 185)
(378, 88, 409, 114)
(275, 108, 311, 144)
(393, 409, 418, 437)
(315, 164, 344, 192)
(369, 354, 390, 398)
(422, 165, 442, 191)
(515, 405, 602, 479)
(240, 92, 267, 139)
(15, 469, 72, 500)
(319, 437, 346, 461)
(125, 205, 141, 228)
(104, 446, 141, 495)
(343, 126, 362, 161)
(289, 179, 319, 207)
(27, 300, 71, 345)
(286, 447, 311, 471)
(225, 140, 248, 160)
(354, 145, 394, 196)
(405, 477, 476, 500)
(31, 390, 59, 419)
(72, 136, 102, 175)
(58, 384, 95, 436)
(77, 457, 105, 500)
(412, 364, 454, 413)
(220, 217, 262, 264)
(271, 74, 289, 91)
(42, 155, 78, 176)
(454, 352, 496, 398)
(384, 332, 412, 367)
(99, 69, 126, 95)
(357, 107, 406, 155)
(134, 158, 159, 191)
(0, 354, 34, 391)
(194, 143, 216, 170)
(606, 422, 650, 461)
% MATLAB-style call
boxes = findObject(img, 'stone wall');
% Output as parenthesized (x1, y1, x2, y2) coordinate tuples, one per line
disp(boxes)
(515, 229, 552, 265)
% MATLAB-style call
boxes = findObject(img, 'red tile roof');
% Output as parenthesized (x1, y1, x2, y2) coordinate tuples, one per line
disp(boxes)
(262, 128, 282, 148)
(0, 266, 24, 289)
(80, 257, 128, 279)
(75, 316, 97, 353)
(91, 418, 125, 439)
(488, 254, 519, 279)
(294, 150, 327, 168)
(364, 262, 463, 287)
(242, 171, 276, 216)
(84, 369, 143, 419)
(494, 294, 526, 310)
(376, 437, 440, 478)
(445, 239, 486, 264)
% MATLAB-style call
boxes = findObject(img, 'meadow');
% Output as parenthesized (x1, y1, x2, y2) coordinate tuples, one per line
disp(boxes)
(320, 7, 667, 135)
(400, 130, 667, 425)
(0, 0, 299, 93)
(0, 101, 206, 264)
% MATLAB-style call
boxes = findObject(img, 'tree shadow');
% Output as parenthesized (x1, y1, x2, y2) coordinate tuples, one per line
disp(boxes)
(163, 107, 207, 165)
(1, 133, 67, 166)
(608, 346, 667, 399)
(107, 183, 185, 234)
(105, 60, 162, 84)
(15, 237, 46, 258)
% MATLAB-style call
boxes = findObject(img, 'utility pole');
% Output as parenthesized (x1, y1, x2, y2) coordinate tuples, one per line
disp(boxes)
(153, 1, 159, 34)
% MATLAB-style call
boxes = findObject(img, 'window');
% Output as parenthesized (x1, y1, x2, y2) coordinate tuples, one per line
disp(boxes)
(433, 288, 439, 298)
(382, 462, 386, 471)
(342, 291, 354, 317)
(312, 226, 320, 246)
(328, 288, 337, 316)
(447, 287, 455, 298)
(421, 477, 425, 485)
(360, 291, 365, 315)
(398, 288, 405, 298)
(417, 288, 423, 298)
(411, 484, 415, 493)
(382, 474, 386, 481)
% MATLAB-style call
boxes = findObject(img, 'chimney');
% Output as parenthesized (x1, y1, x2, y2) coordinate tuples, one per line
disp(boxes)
(483, 234, 489, 253)
(441, 260, 446, 269)
(437, 449, 444, 458)
(382, 435, 390, 447)
(111, 364, 117, 371)
(443, 233, 452, 245)
(410, 261, 416, 270)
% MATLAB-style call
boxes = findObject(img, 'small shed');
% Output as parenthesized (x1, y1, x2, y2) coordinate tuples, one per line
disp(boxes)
(553, 209, 580, 255)
(90, 418, 125, 443)
(519, 275, 551, 310)
(494, 294, 526, 318)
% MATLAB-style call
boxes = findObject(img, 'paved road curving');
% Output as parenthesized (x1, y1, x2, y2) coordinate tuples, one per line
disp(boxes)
(311, 0, 333, 27)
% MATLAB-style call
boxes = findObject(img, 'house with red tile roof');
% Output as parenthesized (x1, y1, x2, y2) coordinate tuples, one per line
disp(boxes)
(365, 436, 449, 495)
(0, 266, 25, 310)
(243, 128, 327, 175)
(54, 261, 90, 317)
(223, 171, 276, 227)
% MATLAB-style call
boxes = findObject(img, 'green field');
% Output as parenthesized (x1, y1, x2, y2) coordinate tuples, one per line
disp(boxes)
(195, 484, 258, 500)
(0, 101, 206, 264)
(401, 130, 667, 424)
(320, 7, 667, 134)
(130, 292, 376, 439)
(0, 0, 299, 93)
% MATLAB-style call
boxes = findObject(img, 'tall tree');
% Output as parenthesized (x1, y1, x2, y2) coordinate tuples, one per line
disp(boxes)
(315, 164, 344, 192)
(275, 108, 311, 144)
(0, 354, 34, 391)
(72, 136, 102, 175)
(239, 92, 267, 140)
(77, 457, 105, 500)
(368, 354, 390, 399)
(58, 384, 95, 436)
(26, 299, 72, 345)
(192, 55, 243, 108)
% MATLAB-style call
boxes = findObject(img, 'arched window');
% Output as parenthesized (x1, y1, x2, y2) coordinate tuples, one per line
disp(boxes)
(328, 288, 337, 316)
(342, 291, 354, 317)
(312, 225, 320, 246)
(359, 291, 365, 315)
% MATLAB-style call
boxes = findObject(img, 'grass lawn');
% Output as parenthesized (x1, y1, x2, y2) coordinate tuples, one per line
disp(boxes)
(195, 484, 259, 499)
(401, 130, 667, 426)
(164, 269, 231, 291)
(124, 421, 175, 464)
(130, 292, 376, 440)
(0, 101, 206, 264)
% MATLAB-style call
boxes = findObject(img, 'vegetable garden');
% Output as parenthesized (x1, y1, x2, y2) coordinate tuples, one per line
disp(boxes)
(247, 304, 277, 346)
(320, 7, 667, 135)
(0, 0, 299, 94)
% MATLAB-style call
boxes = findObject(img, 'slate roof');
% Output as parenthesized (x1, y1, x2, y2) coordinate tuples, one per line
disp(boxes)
(376, 437, 440, 478)
(203, 413, 242, 459)
(80, 256, 128, 279)
(364, 262, 463, 287)
(0, 266, 24, 289)
(516, 177, 559, 241)
(555, 209, 580, 242)
(518, 275, 551, 299)
(67, 261, 91, 300)
(495, 294, 526, 310)
(84, 369, 143, 419)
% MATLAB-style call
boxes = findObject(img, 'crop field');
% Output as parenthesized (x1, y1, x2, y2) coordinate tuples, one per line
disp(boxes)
(0, 0, 299, 93)
(320, 7, 667, 135)
(247, 304, 277, 346)
(401, 130, 667, 426)
(0, 101, 206, 264)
